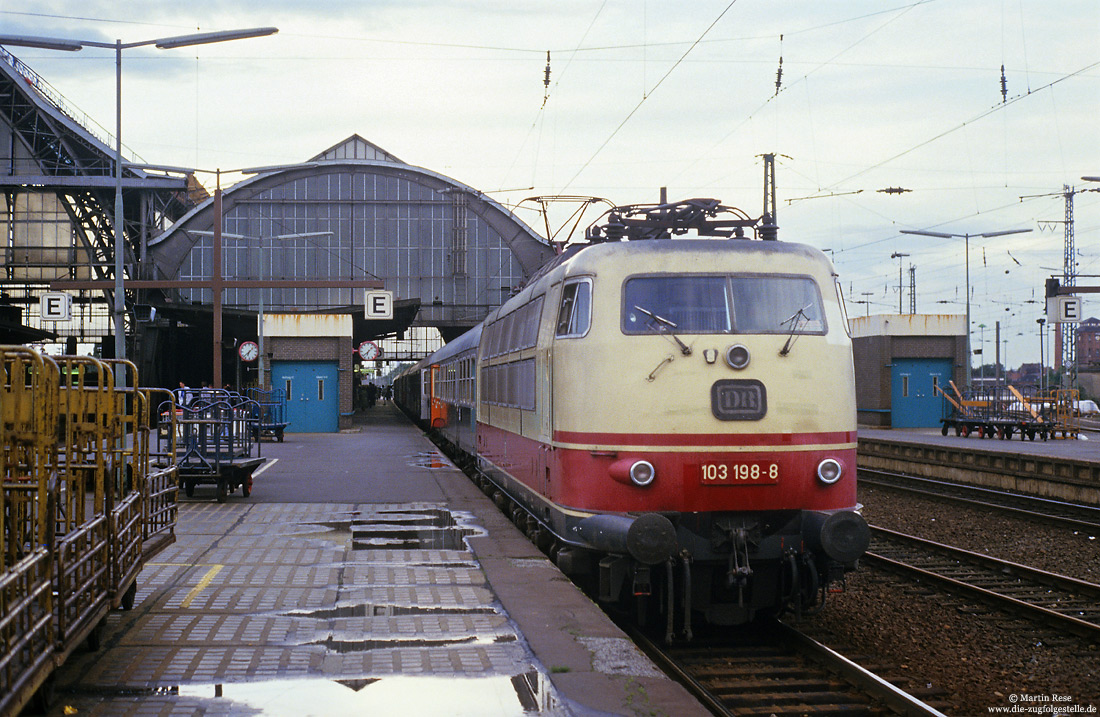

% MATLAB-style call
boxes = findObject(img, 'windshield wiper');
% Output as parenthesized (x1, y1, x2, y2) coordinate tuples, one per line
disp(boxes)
(778, 303, 812, 357)
(634, 305, 692, 356)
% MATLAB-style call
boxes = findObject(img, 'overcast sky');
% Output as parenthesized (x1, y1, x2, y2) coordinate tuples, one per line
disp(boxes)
(3, 1, 1097, 370)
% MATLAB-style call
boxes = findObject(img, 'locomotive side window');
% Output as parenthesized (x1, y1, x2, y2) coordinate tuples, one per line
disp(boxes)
(623, 276, 730, 333)
(556, 279, 592, 337)
(518, 296, 544, 348)
(487, 296, 546, 356)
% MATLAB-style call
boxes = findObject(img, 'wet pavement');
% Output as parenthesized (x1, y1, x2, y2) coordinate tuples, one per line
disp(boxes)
(49, 502, 565, 715)
(44, 406, 707, 717)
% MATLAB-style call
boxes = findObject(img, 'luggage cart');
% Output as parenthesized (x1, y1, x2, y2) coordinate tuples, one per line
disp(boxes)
(938, 381, 1058, 440)
(167, 390, 264, 502)
(246, 386, 289, 442)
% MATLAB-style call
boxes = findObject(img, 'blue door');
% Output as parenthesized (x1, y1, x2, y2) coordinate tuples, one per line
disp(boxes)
(891, 358, 953, 428)
(272, 361, 339, 432)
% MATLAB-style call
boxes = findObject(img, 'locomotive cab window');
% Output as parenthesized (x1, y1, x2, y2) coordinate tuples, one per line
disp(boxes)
(622, 274, 826, 335)
(556, 279, 592, 338)
(730, 276, 825, 334)
(623, 276, 730, 333)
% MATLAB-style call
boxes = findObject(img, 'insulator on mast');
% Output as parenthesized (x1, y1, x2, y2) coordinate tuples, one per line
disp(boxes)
(542, 51, 551, 108)
(774, 35, 784, 95)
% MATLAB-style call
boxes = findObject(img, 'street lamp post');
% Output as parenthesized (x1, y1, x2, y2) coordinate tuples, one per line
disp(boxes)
(0, 28, 278, 374)
(977, 323, 987, 384)
(900, 227, 1033, 388)
(890, 252, 909, 314)
(1037, 318, 1047, 393)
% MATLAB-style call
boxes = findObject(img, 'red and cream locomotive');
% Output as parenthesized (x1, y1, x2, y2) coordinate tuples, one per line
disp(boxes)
(395, 199, 869, 635)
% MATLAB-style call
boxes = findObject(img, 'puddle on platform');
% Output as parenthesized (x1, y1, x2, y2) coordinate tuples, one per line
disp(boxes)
(306, 635, 477, 652)
(285, 508, 485, 552)
(299, 631, 518, 653)
(287, 603, 498, 619)
(170, 672, 563, 715)
(408, 451, 452, 469)
(352, 508, 483, 551)
(352, 527, 477, 550)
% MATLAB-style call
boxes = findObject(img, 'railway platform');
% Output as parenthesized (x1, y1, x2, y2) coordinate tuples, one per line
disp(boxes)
(857, 426, 1100, 507)
(859, 426, 1096, 461)
(43, 404, 708, 717)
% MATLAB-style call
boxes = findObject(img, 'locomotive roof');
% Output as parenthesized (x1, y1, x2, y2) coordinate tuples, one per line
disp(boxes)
(554, 238, 832, 278)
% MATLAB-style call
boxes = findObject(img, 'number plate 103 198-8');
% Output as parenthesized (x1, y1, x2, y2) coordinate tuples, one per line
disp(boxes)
(697, 462, 780, 485)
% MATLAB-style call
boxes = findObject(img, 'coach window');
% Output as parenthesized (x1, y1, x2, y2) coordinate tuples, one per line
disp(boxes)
(556, 279, 592, 337)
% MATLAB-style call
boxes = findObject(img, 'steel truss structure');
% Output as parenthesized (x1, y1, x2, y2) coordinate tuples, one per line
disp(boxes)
(0, 47, 192, 344)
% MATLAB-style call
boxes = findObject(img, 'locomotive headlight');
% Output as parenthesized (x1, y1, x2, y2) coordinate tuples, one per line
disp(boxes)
(816, 458, 843, 484)
(609, 458, 657, 487)
(629, 460, 656, 487)
(725, 344, 751, 370)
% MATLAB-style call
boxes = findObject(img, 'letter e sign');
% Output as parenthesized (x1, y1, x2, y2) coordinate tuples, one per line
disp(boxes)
(1058, 296, 1081, 323)
(364, 290, 393, 320)
(40, 292, 72, 321)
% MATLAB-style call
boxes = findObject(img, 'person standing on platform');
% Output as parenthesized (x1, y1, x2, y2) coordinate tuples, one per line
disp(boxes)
(176, 381, 192, 407)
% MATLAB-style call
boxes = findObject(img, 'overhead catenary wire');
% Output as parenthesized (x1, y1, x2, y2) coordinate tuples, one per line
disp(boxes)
(558, 0, 743, 194)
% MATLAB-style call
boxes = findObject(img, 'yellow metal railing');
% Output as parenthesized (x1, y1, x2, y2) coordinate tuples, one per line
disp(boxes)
(0, 346, 178, 716)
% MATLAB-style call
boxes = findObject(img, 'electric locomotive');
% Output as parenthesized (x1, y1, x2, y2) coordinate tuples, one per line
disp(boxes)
(396, 199, 868, 635)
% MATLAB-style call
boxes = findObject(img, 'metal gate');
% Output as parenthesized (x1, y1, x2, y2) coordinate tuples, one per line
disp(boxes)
(891, 358, 953, 428)
(271, 361, 339, 432)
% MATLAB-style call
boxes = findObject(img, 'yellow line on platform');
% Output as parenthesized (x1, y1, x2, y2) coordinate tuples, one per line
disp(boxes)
(180, 564, 224, 608)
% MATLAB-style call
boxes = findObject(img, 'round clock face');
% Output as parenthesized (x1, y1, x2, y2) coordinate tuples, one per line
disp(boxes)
(239, 341, 259, 362)
(358, 341, 381, 361)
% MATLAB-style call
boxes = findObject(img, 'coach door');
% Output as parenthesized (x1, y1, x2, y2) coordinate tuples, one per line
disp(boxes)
(891, 358, 952, 428)
(272, 361, 339, 432)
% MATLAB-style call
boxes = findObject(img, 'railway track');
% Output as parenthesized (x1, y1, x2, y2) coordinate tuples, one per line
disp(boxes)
(628, 619, 948, 716)
(865, 526, 1100, 641)
(859, 468, 1100, 532)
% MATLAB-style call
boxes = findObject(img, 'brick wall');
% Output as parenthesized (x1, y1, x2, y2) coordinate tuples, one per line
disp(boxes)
(853, 333, 965, 428)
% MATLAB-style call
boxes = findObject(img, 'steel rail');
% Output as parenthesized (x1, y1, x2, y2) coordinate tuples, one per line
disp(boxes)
(626, 620, 947, 716)
(866, 526, 1100, 641)
(859, 468, 1100, 532)
(775, 621, 950, 717)
(626, 625, 733, 717)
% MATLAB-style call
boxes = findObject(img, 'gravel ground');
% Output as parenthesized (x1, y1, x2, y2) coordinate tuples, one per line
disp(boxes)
(860, 486, 1100, 584)
(792, 485, 1100, 716)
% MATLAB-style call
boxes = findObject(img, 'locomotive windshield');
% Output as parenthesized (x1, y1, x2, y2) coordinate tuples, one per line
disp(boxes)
(622, 275, 826, 335)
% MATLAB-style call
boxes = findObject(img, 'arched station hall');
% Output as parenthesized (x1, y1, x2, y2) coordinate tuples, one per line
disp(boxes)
(144, 136, 555, 430)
